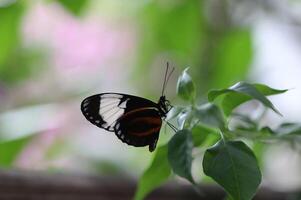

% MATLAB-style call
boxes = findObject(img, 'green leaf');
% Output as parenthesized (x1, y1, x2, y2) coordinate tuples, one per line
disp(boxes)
(195, 103, 225, 129)
(275, 123, 301, 136)
(202, 133, 221, 148)
(222, 84, 287, 116)
(253, 83, 288, 95)
(0, 2, 23, 66)
(168, 129, 194, 183)
(177, 68, 196, 102)
(191, 125, 215, 147)
(176, 108, 195, 129)
(203, 140, 261, 200)
(0, 136, 31, 167)
(134, 145, 171, 200)
(57, 0, 88, 15)
(208, 82, 284, 116)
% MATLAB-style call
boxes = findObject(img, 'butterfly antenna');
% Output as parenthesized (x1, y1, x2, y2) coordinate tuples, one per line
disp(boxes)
(165, 66, 174, 90)
(161, 62, 175, 96)
(166, 121, 178, 132)
(161, 62, 169, 96)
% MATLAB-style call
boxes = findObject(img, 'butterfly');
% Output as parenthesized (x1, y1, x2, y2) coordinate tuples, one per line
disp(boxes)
(81, 63, 177, 152)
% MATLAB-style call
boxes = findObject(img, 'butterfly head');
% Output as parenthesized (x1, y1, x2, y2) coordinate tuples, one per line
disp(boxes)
(158, 96, 172, 117)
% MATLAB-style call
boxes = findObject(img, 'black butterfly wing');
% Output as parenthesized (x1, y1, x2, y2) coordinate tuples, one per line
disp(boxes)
(115, 107, 162, 152)
(81, 93, 162, 151)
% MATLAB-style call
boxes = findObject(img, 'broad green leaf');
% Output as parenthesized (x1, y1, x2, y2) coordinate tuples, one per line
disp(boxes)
(57, 0, 88, 15)
(0, 136, 31, 167)
(208, 82, 283, 116)
(134, 145, 171, 200)
(195, 103, 225, 129)
(202, 133, 220, 148)
(225, 196, 235, 200)
(191, 125, 215, 147)
(168, 129, 194, 183)
(176, 68, 196, 102)
(222, 84, 287, 116)
(203, 140, 261, 200)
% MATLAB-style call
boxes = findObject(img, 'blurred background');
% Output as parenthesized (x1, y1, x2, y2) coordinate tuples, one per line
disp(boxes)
(0, 0, 301, 195)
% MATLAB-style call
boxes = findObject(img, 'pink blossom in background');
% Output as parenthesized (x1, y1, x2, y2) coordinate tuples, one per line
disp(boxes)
(22, 2, 136, 75)
(14, 2, 138, 171)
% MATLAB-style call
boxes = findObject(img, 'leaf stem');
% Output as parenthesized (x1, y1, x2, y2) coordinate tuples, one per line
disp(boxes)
(219, 130, 226, 144)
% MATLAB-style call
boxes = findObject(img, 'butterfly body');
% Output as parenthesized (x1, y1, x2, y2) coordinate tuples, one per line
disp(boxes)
(81, 93, 171, 152)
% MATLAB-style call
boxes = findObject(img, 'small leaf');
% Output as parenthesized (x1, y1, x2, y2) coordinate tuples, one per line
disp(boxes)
(222, 84, 287, 116)
(253, 83, 287, 95)
(176, 68, 196, 102)
(203, 140, 261, 200)
(195, 103, 225, 129)
(208, 82, 285, 116)
(177, 110, 188, 129)
(134, 145, 171, 200)
(176, 108, 194, 129)
(275, 123, 301, 136)
(168, 129, 194, 183)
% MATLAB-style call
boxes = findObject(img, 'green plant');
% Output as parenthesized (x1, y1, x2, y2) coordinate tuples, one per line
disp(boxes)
(135, 68, 300, 200)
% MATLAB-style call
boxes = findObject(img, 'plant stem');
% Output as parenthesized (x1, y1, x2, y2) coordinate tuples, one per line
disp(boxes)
(219, 130, 226, 144)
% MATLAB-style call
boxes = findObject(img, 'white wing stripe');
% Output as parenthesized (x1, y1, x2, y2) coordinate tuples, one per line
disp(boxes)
(83, 94, 135, 131)
(100, 105, 118, 116)
(100, 101, 120, 109)
(98, 96, 129, 128)
(103, 108, 122, 121)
